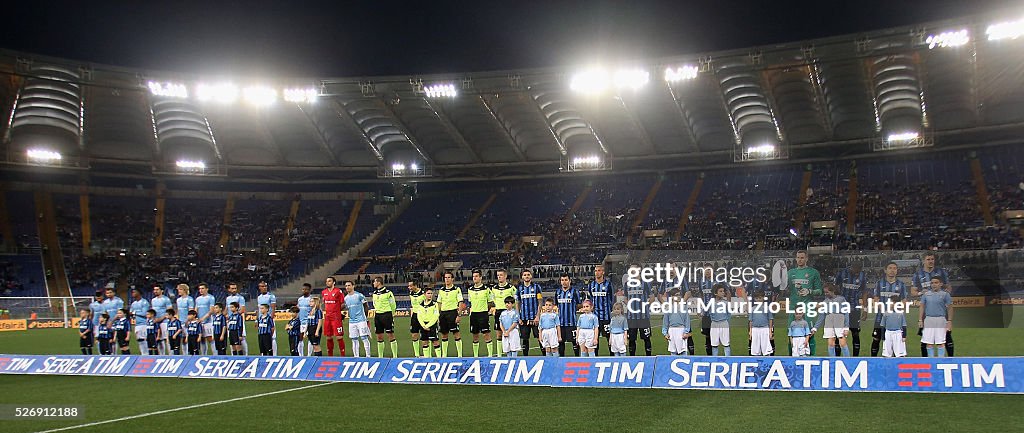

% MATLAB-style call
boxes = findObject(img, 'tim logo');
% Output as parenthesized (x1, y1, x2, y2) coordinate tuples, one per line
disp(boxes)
(130, 357, 184, 375)
(897, 363, 933, 388)
(562, 362, 591, 383)
(0, 357, 10, 371)
(312, 360, 382, 381)
(313, 360, 342, 379)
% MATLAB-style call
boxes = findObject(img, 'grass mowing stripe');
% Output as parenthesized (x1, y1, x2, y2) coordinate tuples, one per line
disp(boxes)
(33, 382, 335, 433)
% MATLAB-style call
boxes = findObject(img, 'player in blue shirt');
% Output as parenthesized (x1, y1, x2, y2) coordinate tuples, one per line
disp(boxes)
(194, 283, 216, 355)
(256, 304, 275, 356)
(102, 288, 124, 329)
(77, 308, 94, 355)
(920, 276, 953, 357)
(555, 274, 581, 357)
(211, 303, 228, 355)
(286, 306, 302, 356)
(835, 260, 868, 356)
(144, 309, 160, 355)
(185, 310, 202, 355)
(96, 313, 113, 355)
(129, 288, 151, 355)
(812, 283, 851, 357)
(306, 297, 324, 356)
(343, 282, 372, 357)
(175, 284, 196, 355)
(871, 262, 908, 357)
(150, 286, 173, 355)
(538, 298, 560, 357)
(584, 265, 615, 355)
(498, 297, 521, 357)
(517, 270, 543, 356)
(748, 289, 774, 356)
(662, 289, 692, 356)
(112, 308, 131, 355)
(577, 300, 599, 357)
(227, 302, 244, 355)
(224, 282, 248, 355)
(296, 283, 313, 356)
(164, 309, 183, 355)
(257, 281, 278, 355)
(609, 302, 629, 356)
(788, 312, 812, 356)
(911, 253, 954, 356)
(89, 291, 105, 339)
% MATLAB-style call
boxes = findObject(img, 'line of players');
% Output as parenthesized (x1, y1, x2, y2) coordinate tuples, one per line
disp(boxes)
(74, 251, 956, 358)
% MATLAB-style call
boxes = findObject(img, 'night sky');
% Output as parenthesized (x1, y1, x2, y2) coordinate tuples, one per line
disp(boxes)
(3, 0, 1019, 78)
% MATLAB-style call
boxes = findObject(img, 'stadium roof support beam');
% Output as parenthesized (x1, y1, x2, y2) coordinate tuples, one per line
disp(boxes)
(422, 97, 482, 163)
(296, 105, 340, 166)
(329, 98, 384, 161)
(616, 95, 656, 155)
(806, 63, 836, 140)
(478, 94, 526, 161)
(525, 92, 567, 156)
(379, 93, 433, 163)
(663, 82, 702, 153)
(252, 114, 288, 165)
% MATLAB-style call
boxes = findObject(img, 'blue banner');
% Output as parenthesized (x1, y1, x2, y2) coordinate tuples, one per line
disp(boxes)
(306, 357, 390, 382)
(380, 357, 549, 386)
(0, 355, 134, 376)
(550, 357, 655, 388)
(179, 356, 314, 380)
(126, 356, 193, 377)
(651, 356, 1024, 393)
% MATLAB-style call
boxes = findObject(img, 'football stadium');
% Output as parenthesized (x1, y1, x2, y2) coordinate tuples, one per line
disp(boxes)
(1, 2, 1023, 432)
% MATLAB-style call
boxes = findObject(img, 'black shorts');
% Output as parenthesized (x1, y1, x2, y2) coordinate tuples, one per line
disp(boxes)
(80, 336, 93, 348)
(470, 311, 490, 334)
(701, 316, 712, 336)
(439, 310, 460, 333)
(599, 319, 611, 338)
(99, 340, 112, 355)
(628, 326, 652, 340)
(559, 326, 577, 342)
(410, 314, 422, 334)
(420, 325, 439, 341)
(374, 312, 394, 334)
(169, 336, 181, 351)
(116, 331, 129, 347)
(288, 335, 300, 355)
(228, 330, 241, 345)
(519, 324, 539, 339)
(145, 334, 157, 348)
(872, 327, 885, 339)
(628, 317, 652, 329)
(214, 336, 227, 353)
(493, 310, 505, 331)
(258, 333, 273, 353)
(306, 327, 321, 345)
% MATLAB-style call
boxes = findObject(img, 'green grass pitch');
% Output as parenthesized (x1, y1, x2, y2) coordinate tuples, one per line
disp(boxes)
(0, 312, 1021, 433)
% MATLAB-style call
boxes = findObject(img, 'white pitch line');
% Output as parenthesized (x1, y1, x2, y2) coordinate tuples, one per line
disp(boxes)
(35, 381, 335, 433)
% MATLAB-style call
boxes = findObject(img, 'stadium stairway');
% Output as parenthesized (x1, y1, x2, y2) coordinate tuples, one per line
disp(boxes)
(626, 177, 663, 246)
(846, 166, 858, 234)
(446, 192, 498, 254)
(970, 156, 996, 226)
(78, 187, 91, 255)
(154, 193, 166, 256)
(555, 184, 592, 245)
(337, 199, 364, 249)
(0, 185, 14, 252)
(280, 196, 301, 249)
(218, 194, 236, 250)
(275, 197, 410, 297)
(673, 175, 704, 241)
(34, 191, 72, 300)
(793, 166, 813, 232)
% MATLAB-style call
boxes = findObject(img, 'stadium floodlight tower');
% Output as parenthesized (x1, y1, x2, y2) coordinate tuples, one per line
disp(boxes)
(378, 146, 432, 178)
(562, 152, 611, 172)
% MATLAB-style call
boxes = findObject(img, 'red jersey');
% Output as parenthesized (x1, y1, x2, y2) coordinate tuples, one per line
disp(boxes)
(322, 287, 345, 316)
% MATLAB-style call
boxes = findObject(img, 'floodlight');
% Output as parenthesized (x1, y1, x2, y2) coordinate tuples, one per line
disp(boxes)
(176, 160, 206, 169)
(748, 144, 776, 154)
(243, 86, 277, 106)
(570, 69, 609, 94)
(926, 29, 969, 49)
(614, 68, 649, 90)
(987, 18, 1024, 41)
(27, 149, 62, 162)
(284, 87, 318, 103)
(424, 83, 457, 98)
(664, 65, 699, 82)
(196, 83, 238, 103)
(887, 132, 919, 142)
(147, 81, 188, 98)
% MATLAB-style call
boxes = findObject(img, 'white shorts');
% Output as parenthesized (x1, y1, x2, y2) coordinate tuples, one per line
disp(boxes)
(710, 326, 730, 347)
(159, 322, 168, 341)
(667, 327, 689, 354)
(300, 323, 308, 334)
(791, 336, 810, 356)
(921, 317, 947, 345)
(349, 321, 371, 338)
(202, 323, 214, 337)
(823, 327, 849, 339)
(609, 333, 627, 354)
(750, 327, 773, 356)
(503, 328, 522, 353)
(576, 329, 597, 349)
(883, 330, 906, 357)
(540, 328, 559, 349)
(134, 325, 147, 340)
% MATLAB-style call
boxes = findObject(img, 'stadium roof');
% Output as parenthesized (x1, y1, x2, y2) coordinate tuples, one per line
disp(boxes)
(1, 12, 1024, 182)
